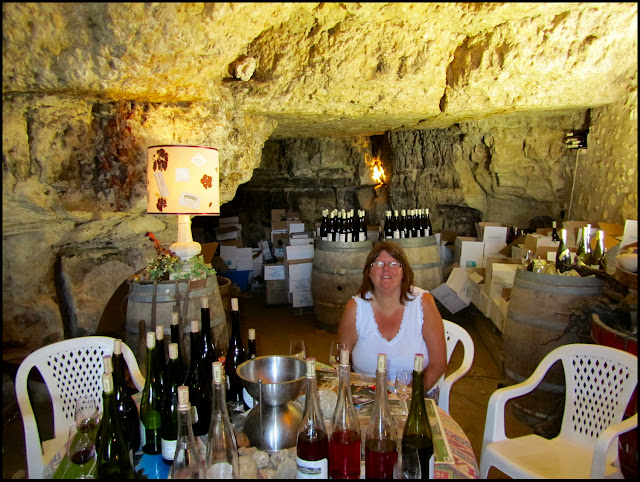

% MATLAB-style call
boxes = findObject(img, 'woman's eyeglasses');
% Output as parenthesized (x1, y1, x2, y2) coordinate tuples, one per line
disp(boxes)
(371, 261, 403, 269)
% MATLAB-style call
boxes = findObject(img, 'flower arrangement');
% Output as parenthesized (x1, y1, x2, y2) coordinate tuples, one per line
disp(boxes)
(144, 232, 216, 281)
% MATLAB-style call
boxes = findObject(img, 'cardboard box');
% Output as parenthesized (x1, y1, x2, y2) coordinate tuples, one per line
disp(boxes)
(288, 277, 312, 293)
(220, 239, 244, 248)
(271, 221, 288, 232)
(431, 267, 473, 314)
(621, 219, 638, 249)
(524, 233, 559, 259)
(260, 240, 274, 262)
(511, 244, 524, 260)
(489, 264, 519, 299)
(271, 209, 286, 221)
(454, 236, 477, 262)
(438, 230, 457, 245)
(264, 263, 285, 281)
(439, 245, 455, 265)
(220, 245, 237, 269)
(483, 226, 508, 260)
(215, 225, 241, 241)
(467, 270, 485, 307)
(200, 242, 219, 264)
(236, 247, 253, 271)
(562, 221, 589, 248)
(265, 279, 288, 305)
(285, 259, 313, 280)
(475, 222, 503, 242)
(288, 222, 306, 234)
(459, 241, 485, 268)
(488, 297, 509, 332)
(290, 237, 314, 246)
(285, 244, 314, 261)
(290, 290, 313, 308)
(219, 216, 240, 225)
(479, 290, 491, 317)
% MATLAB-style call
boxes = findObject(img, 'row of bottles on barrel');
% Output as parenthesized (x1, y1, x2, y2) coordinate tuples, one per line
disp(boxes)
(296, 351, 432, 479)
(381, 208, 433, 240)
(320, 208, 368, 242)
(97, 296, 255, 478)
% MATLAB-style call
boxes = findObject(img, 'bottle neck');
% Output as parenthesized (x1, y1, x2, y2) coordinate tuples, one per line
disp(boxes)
(211, 380, 228, 415)
(409, 369, 425, 405)
(374, 369, 388, 404)
(230, 311, 241, 337)
(146, 346, 159, 383)
(303, 374, 321, 419)
(176, 403, 195, 439)
(201, 307, 211, 332)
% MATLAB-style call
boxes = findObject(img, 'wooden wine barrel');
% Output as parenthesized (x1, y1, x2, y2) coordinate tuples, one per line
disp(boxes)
(312, 239, 373, 332)
(124, 276, 229, 362)
(384, 236, 443, 291)
(504, 269, 605, 423)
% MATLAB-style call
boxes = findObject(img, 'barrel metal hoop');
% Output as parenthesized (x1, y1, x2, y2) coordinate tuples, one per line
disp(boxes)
(410, 261, 443, 270)
(505, 367, 566, 393)
(312, 265, 363, 275)
(513, 277, 604, 295)
(506, 309, 570, 332)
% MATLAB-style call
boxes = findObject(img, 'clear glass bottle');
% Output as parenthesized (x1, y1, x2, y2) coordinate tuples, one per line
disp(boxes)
(365, 354, 397, 479)
(401, 354, 433, 479)
(296, 357, 329, 479)
(329, 349, 361, 479)
(205, 361, 239, 479)
(170, 385, 205, 479)
(576, 224, 592, 265)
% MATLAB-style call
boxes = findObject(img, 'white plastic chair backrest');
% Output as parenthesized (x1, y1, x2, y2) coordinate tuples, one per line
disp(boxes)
(15, 336, 143, 478)
(553, 343, 637, 445)
(437, 320, 475, 412)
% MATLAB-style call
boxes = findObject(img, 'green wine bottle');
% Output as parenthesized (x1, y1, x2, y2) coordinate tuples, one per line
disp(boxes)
(576, 224, 592, 265)
(591, 230, 607, 270)
(160, 343, 185, 465)
(401, 353, 433, 480)
(155, 325, 166, 391)
(555, 229, 572, 274)
(112, 339, 140, 454)
(96, 372, 134, 479)
(140, 331, 163, 455)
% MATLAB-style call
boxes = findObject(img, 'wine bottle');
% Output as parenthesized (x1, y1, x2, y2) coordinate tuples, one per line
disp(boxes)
(591, 229, 606, 270)
(247, 329, 257, 360)
(329, 349, 361, 479)
(199, 297, 216, 429)
(96, 372, 134, 478)
(170, 312, 188, 369)
(155, 325, 166, 391)
(401, 354, 433, 479)
(556, 229, 572, 274)
(320, 209, 329, 241)
(409, 209, 418, 238)
(383, 210, 393, 240)
(365, 354, 397, 479)
(358, 210, 367, 242)
(399, 209, 407, 239)
(392, 210, 400, 239)
(184, 319, 210, 438)
(205, 361, 240, 478)
(296, 357, 329, 479)
(329, 211, 337, 242)
(551, 221, 560, 242)
(424, 208, 433, 237)
(576, 224, 592, 265)
(225, 298, 248, 413)
(170, 385, 205, 479)
(338, 210, 346, 243)
(140, 331, 163, 455)
(161, 343, 186, 465)
(112, 339, 141, 454)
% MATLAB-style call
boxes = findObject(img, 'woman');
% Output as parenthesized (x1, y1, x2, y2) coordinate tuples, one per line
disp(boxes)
(338, 241, 447, 397)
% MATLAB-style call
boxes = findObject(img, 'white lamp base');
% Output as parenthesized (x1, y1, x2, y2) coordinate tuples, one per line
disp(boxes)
(170, 214, 202, 262)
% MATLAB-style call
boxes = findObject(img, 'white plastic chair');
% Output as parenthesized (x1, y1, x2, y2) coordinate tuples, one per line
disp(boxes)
(479, 343, 637, 479)
(437, 319, 475, 413)
(15, 336, 144, 479)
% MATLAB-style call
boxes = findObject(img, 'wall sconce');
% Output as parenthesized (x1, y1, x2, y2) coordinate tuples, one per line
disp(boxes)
(146, 145, 220, 263)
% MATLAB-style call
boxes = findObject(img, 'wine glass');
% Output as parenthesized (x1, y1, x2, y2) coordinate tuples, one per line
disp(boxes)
(329, 340, 345, 368)
(289, 338, 306, 360)
(74, 395, 99, 431)
(66, 424, 96, 478)
(393, 444, 422, 479)
(395, 369, 412, 412)
(521, 249, 534, 269)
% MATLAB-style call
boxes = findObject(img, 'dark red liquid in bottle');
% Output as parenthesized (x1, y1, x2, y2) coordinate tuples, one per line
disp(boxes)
(70, 447, 95, 465)
(297, 431, 329, 461)
(329, 429, 361, 479)
(365, 439, 397, 479)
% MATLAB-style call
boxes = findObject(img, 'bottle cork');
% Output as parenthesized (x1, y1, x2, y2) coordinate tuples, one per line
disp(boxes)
(340, 348, 350, 366)
(202, 297, 209, 309)
(248, 328, 255, 340)
(231, 298, 239, 311)
(171, 312, 179, 325)
(377, 353, 387, 373)
(103, 355, 113, 374)
(113, 339, 122, 355)
(306, 357, 316, 377)
(177, 385, 189, 406)
(146, 331, 156, 349)
(156, 325, 164, 340)
(212, 361, 223, 383)
(168, 343, 178, 360)
(102, 372, 114, 394)
(191, 319, 200, 333)
(413, 353, 424, 372)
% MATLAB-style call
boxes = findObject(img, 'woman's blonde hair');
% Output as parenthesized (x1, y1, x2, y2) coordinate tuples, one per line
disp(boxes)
(358, 241, 415, 304)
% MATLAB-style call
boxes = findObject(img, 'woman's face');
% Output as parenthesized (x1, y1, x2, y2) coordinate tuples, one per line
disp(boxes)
(369, 250, 403, 292)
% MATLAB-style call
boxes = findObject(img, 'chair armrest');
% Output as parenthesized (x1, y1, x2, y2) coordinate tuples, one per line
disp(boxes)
(590, 413, 637, 479)
(15, 364, 44, 479)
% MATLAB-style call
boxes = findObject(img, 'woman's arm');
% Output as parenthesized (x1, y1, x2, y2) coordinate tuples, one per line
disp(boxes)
(337, 298, 359, 355)
(421, 292, 447, 392)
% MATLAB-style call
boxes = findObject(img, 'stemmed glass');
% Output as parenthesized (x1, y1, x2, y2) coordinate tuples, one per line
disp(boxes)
(74, 395, 99, 431)
(395, 369, 412, 413)
(329, 340, 345, 368)
(393, 444, 422, 479)
(67, 395, 98, 477)
(289, 338, 306, 360)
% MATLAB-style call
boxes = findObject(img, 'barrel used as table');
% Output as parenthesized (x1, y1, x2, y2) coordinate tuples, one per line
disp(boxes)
(382, 236, 443, 291)
(312, 239, 373, 332)
(503, 269, 604, 424)
(124, 276, 229, 363)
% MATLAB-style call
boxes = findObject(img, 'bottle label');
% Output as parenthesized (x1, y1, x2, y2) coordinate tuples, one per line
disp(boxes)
(321, 235, 328, 241)
(393, 231, 400, 239)
(359, 232, 365, 242)
(161, 438, 177, 461)
(296, 457, 328, 478)
(339, 233, 346, 242)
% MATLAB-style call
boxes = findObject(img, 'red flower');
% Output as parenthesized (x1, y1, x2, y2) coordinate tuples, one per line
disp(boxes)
(156, 197, 167, 212)
(201, 174, 213, 189)
(153, 149, 169, 171)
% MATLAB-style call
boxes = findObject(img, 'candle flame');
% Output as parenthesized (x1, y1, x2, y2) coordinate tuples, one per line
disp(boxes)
(368, 156, 387, 187)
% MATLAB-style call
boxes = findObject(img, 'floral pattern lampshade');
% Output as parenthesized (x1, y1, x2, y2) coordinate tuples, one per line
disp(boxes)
(146, 145, 220, 215)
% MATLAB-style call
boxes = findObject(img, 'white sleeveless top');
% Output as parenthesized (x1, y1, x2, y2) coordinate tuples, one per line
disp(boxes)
(351, 287, 429, 381)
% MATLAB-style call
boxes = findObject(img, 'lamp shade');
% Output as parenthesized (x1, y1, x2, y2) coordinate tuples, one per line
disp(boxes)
(146, 145, 220, 215)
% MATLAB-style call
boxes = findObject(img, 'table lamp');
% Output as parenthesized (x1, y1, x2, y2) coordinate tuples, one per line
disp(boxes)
(146, 145, 220, 264)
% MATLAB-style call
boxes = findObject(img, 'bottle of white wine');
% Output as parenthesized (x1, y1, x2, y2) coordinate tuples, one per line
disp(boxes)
(591, 230, 607, 270)
(555, 229, 572, 274)
(576, 224, 592, 265)
(170, 386, 205, 479)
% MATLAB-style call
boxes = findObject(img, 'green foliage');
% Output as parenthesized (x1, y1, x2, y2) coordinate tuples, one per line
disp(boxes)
(147, 253, 216, 281)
